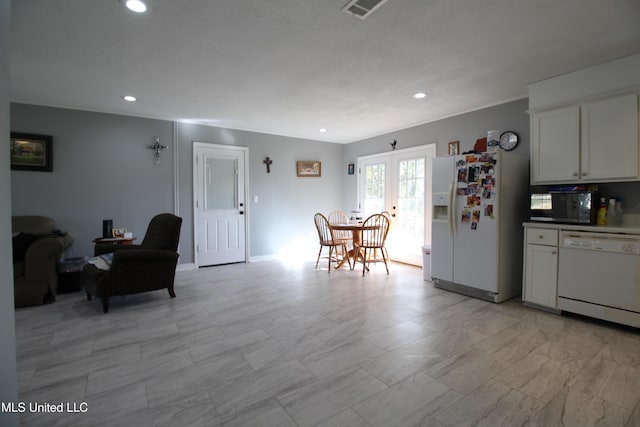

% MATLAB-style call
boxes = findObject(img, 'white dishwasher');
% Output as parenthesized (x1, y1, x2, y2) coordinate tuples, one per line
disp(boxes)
(557, 231, 640, 328)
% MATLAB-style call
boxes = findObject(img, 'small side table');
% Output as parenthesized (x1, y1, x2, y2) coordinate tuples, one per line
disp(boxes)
(92, 237, 136, 245)
(58, 256, 88, 293)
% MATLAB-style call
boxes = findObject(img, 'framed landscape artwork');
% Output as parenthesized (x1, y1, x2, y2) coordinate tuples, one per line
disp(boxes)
(296, 161, 321, 177)
(10, 133, 53, 172)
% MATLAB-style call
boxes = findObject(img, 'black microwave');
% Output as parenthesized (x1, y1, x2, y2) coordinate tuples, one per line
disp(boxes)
(529, 187, 597, 224)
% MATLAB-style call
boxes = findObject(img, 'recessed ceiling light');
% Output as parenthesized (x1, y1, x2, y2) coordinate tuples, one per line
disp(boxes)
(413, 92, 427, 99)
(121, 0, 148, 13)
(123, 95, 137, 102)
(319, 128, 327, 133)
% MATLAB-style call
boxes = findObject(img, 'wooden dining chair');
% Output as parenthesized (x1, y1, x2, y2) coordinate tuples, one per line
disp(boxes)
(313, 213, 351, 272)
(328, 210, 352, 244)
(376, 210, 393, 259)
(354, 213, 390, 276)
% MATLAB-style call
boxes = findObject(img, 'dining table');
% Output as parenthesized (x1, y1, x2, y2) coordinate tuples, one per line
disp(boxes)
(330, 222, 378, 269)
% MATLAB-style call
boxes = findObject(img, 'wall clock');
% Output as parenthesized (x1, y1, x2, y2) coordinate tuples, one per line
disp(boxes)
(499, 131, 519, 151)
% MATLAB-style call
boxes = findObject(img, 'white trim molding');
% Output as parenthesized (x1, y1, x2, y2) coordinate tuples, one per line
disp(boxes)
(176, 263, 196, 271)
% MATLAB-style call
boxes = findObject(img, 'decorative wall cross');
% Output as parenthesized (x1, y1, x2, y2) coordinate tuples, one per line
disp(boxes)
(263, 157, 273, 173)
(147, 137, 167, 165)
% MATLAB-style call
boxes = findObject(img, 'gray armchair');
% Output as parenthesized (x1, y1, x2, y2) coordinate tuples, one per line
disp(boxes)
(12, 216, 73, 307)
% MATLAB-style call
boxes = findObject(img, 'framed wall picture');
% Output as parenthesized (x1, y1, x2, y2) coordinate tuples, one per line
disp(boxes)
(296, 161, 321, 177)
(448, 140, 460, 156)
(10, 132, 53, 171)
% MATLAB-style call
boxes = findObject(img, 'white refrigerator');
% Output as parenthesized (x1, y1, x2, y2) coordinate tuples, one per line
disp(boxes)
(431, 151, 528, 302)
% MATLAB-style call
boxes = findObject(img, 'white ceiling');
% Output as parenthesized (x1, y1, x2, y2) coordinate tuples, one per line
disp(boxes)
(9, 0, 640, 143)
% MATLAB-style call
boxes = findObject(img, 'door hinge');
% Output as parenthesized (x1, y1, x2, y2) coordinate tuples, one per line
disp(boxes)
(196, 244, 199, 253)
(196, 200, 199, 208)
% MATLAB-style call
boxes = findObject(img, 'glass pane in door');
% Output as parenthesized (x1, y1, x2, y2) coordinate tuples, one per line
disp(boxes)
(363, 163, 385, 217)
(396, 158, 425, 253)
(205, 157, 237, 210)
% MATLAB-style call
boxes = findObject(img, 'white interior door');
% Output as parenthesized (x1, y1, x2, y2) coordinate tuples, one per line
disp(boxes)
(194, 143, 247, 266)
(392, 150, 434, 265)
(359, 157, 391, 217)
(358, 145, 436, 266)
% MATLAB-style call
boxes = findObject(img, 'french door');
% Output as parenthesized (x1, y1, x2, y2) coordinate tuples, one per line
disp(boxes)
(193, 143, 248, 266)
(357, 145, 436, 265)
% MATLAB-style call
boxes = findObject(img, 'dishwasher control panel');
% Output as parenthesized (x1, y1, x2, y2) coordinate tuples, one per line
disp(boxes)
(560, 231, 640, 254)
(622, 243, 640, 254)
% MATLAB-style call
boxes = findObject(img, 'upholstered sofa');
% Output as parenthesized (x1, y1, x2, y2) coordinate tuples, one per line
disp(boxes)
(12, 216, 73, 307)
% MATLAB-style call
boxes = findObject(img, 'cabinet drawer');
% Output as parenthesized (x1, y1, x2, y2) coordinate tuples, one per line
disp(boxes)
(527, 228, 558, 246)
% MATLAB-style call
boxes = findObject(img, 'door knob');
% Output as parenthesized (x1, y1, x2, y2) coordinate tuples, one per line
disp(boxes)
(391, 213, 396, 217)
(239, 211, 244, 215)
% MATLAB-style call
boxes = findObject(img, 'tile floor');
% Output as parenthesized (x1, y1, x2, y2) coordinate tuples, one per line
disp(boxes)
(13, 260, 640, 426)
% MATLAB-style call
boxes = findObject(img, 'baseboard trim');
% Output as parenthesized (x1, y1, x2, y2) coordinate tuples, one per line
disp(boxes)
(432, 278, 499, 303)
(248, 254, 279, 263)
(178, 255, 279, 269)
(176, 263, 196, 271)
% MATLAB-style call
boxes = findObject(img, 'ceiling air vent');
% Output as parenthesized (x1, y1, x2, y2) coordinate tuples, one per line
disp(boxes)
(342, 0, 389, 20)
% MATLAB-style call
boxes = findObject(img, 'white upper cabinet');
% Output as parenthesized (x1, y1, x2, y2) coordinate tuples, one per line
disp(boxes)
(531, 93, 639, 184)
(531, 106, 580, 183)
(528, 55, 640, 185)
(580, 94, 638, 181)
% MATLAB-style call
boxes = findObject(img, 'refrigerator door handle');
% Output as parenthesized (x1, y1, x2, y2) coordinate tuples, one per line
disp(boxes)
(452, 180, 458, 237)
(447, 181, 454, 236)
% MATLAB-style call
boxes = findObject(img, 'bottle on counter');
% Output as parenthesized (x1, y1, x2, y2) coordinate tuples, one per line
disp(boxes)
(607, 199, 617, 226)
(616, 201, 623, 225)
(597, 197, 607, 225)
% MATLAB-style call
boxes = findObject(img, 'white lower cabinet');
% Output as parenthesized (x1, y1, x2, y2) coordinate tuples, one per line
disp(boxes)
(523, 228, 558, 309)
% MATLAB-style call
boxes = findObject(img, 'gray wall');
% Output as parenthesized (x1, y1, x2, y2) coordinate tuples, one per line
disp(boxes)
(342, 96, 640, 217)
(10, 97, 639, 265)
(596, 182, 640, 214)
(176, 123, 345, 261)
(343, 98, 532, 211)
(9, 105, 346, 263)
(15, 98, 590, 265)
(11, 104, 175, 258)
(1, 1, 19, 425)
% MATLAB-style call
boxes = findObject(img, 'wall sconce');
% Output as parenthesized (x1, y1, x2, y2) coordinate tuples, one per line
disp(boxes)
(147, 137, 167, 165)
